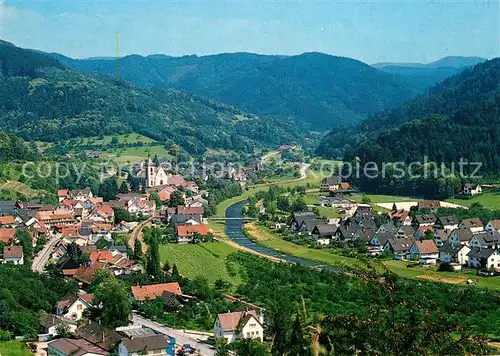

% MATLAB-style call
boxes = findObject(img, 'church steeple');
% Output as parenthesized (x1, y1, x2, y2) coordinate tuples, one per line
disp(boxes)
(146, 153, 155, 188)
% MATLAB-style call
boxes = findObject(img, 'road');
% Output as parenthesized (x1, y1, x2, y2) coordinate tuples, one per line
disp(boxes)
(31, 236, 61, 273)
(128, 217, 153, 254)
(132, 313, 215, 356)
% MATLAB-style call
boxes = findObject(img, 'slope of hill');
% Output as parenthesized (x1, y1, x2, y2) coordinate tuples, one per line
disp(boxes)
(318, 57, 500, 172)
(373, 56, 487, 90)
(51, 51, 421, 130)
(0, 40, 301, 156)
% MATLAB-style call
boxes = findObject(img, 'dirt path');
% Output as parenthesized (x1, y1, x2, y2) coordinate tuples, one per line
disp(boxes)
(128, 217, 153, 254)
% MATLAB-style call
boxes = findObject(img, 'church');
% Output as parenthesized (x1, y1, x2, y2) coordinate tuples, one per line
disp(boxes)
(138, 157, 170, 188)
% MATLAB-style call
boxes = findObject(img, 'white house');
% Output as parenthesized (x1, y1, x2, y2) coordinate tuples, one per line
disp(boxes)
(214, 310, 264, 343)
(408, 240, 439, 264)
(485, 220, 500, 233)
(56, 293, 94, 321)
(467, 248, 500, 270)
(39, 314, 78, 338)
(439, 242, 470, 265)
(2, 245, 23, 265)
(463, 183, 482, 196)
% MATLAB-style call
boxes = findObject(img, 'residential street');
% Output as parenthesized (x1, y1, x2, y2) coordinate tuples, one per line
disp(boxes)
(132, 313, 215, 355)
(31, 236, 61, 273)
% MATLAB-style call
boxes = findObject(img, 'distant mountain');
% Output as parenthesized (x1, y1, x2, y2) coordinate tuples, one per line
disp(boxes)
(317, 57, 500, 172)
(373, 56, 487, 90)
(50, 51, 422, 130)
(0, 40, 301, 156)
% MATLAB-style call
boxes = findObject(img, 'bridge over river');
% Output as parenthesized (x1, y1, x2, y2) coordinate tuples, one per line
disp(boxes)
(224, 200, 341, 272)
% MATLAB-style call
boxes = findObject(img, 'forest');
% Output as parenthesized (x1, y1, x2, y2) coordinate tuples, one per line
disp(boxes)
(317, 58, 500, 176)
(0, 40, 303, 157)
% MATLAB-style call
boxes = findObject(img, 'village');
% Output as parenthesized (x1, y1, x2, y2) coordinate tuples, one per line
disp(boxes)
(0, 156, 267, 356)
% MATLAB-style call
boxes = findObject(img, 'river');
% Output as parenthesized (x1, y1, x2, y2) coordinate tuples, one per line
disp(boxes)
(225, 200, 341, 271)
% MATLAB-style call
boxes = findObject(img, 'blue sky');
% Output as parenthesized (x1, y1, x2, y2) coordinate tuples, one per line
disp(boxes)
(1, 0, 498, 63)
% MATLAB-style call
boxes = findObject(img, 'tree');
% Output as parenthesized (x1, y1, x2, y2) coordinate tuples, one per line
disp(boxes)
(247, 203, 259, 218)
(277, 195, 290, 212)
(153, 154, 160, 167)
(171, 263, 181, 281)
(118, 180, 129, 194)
(291, 197, 308, 212)
(231, 338, 268, 356)
(89, 267, 114, 292)
(15, 230, 33, 261)
(215, 338, 230, 356)
(98, 176, 118, 201)
(113, 207, 133, 223)
(150, 191, 162, 207)
(288, 312, 312, 356)
(110, 136, 119, 145)
(266, 201, 277, 218)
(167, 190, 185, 208)
(92, 276, 131, 328)
(133, 239, 144, 262)
(146, 232, 161, 277)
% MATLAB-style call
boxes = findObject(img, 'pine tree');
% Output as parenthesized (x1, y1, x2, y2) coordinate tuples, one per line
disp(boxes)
(118, 180, 129, 194)
(146, 232, 161, 277)
(171, 263, 181, 281)
(288, 311, 312, 356)
(133, 239, 143, 261)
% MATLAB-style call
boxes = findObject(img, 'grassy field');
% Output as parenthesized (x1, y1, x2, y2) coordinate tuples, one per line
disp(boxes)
(245, 223, 500, 290)
(349, 193, 417, 203)
(446, 191, 500, 210)
(316, 206, 342, 218)
(102, 145, 172, 164)
(0, 342, 32, 356)
(159, 242, 242, 285)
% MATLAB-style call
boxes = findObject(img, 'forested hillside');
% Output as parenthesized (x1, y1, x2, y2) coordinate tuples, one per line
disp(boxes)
(53, 51, 421, 130)
(0, 41, 300, 156)
(317, 57, 500, 169)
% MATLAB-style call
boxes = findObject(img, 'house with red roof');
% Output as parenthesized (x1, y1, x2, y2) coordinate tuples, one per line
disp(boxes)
(214, 310, 263, 343)
(131, 282, 182, 302)
(0, 228, 16, 243)
(176, 224, 210, 243)
(2, 245, 24, 265)
(408, 240, 439, 264)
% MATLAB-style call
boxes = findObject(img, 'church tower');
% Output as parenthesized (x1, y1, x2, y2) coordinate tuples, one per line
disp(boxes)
(146, 155, 155, 188)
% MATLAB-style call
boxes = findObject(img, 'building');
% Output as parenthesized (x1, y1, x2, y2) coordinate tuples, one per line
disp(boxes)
(34, 210, 75, 227)
(412, 214, 436, 228)
(383, 238, 414, 260)
(131, 282, 182, 302)
(75, 322, 122, 353)
(468, 231, 500, 249)
(485, 220, 500, 233)
(119, 334, 174, 356)
(176, 224, 209, 243)
(463, 183, 482, 196)
(0, 227, 16, 243)
(467, 248, 500, 270)
(289, 212, 316, 232)
(47, 338, 108, 356)
(434, 216, 459, 230)
(417, 200, 441, 211)
(320, 175, 342, 192)
(56, 293, 94, 321)
(310, 224, 337, 245)
(408, 240, 439, 264)
(39, 314, 78, 338)
(448, 228, 474, 246)
(214, 310, 264, 343)
(2, 245, 23, 264)
(386, 209, 412, 226)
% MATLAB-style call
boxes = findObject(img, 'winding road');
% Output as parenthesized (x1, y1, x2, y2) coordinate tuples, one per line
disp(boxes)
(31, 236, 61, 273)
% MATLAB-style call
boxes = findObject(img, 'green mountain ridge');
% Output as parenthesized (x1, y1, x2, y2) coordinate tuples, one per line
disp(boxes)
(0, 40, 301, 156)
(46, 50, 422, 130)
(318, 57, 500, 173)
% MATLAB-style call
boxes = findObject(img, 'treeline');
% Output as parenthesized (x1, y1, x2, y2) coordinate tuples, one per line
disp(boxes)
(202, 178, 243, 216)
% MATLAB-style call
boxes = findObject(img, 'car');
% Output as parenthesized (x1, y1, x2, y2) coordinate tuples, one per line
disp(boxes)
(478, 270, 495, 277)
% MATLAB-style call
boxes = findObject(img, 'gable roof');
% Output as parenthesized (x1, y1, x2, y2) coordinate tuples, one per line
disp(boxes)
(312, 224, 337, 236)
(436, 216, 459, 226)
(131, 282, 182, 301)
(451, 228, 474, 242)
(467, 247, 497, 259)
(121, 335, 170, 353)
(40, 314, 77, 329)
(74, 265, 105, 285)
(176, 224, 209, 237)
(176, 206, 203, 215)
(48, 338, 108, 356)
(460, 218, 484, 229)
(322, 175, 342, 185)
(385, 237, 414, 253)
(0, 215, 16, 225)
(0, 228, 16, 243)
(439, 241, 462, 256)
(216, 310, 259, 332)
(3, 245, 23, 258)
(418, 200, 441, 209)
(75, 322, 122, 351)
(89, 250, 114, 264)
(488, 220, 500, 230)
(413, 214, 437, 225)
(413, 240, 439, 254)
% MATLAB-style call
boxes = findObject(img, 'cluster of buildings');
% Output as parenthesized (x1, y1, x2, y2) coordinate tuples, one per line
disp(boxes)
(288, 200, 500, 272)
(42, 280, 264, 355)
